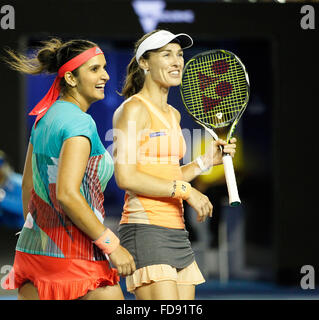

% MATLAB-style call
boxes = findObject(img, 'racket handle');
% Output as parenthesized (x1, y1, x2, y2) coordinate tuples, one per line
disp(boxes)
(222, 154, 241, 207)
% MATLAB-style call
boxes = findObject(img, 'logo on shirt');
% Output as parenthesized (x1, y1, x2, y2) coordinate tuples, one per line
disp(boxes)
(149, 131, 167, 138)
(104, 237, 111, 244)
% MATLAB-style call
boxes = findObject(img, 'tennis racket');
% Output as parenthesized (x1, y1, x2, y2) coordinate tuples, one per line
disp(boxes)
(180, 49, 250, 207)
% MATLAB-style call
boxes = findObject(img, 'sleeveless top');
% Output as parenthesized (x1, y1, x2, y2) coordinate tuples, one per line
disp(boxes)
(120, 94, 187, 229)
(16, 101, 114, 261)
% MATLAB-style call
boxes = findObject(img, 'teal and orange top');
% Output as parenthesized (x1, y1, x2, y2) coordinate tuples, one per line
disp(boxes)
(17, 101, 113, 261)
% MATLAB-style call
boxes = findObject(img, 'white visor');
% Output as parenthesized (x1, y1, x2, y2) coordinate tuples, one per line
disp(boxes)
(135, 30, 193, 64)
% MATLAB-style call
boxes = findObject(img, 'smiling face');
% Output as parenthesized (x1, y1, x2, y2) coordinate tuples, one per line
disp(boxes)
(74, 54, 110, 105)
(142, 42, 184, 88)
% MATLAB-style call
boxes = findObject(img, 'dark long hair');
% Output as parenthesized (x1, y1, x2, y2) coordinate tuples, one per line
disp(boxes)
(120, 30, 162, 99)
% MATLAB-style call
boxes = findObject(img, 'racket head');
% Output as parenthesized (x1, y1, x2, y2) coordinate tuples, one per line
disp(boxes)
(180, 49, 250, 132)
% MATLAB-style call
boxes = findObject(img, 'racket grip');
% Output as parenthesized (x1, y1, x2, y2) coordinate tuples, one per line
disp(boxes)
(222, 154, 241, 207)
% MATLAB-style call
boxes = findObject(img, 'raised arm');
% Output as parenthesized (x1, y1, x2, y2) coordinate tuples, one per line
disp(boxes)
(170, 108, 237, 182)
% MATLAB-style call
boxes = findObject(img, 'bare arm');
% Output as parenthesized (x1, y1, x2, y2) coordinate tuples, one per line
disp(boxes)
(166, 107, 203, 182)
(56, 136, 106, 240)
(113, 99, 212, 222)
(171, 109, 237, 182)
(180, 142, 237, 183)
(113, 99, 176, 197)
(56, 135, 135, 275)
(181, 137, 237, 182)
(22, 143, 34, 220)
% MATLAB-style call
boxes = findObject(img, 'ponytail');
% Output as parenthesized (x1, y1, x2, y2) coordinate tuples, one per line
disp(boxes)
(3, 38, 97, 94)
(120, 29, 161, 99)
(3, 38, 63, 75)
(121, 56, 145, 99)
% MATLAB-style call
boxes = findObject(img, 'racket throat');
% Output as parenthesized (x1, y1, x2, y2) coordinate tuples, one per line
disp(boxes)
(202, 125, 218, 141)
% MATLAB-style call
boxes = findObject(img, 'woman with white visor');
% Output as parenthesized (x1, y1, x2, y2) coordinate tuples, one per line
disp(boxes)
(113, 30, 237, 300)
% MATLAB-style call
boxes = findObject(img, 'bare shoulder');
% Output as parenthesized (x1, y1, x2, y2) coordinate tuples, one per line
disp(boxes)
(168, 105, 181, 124)
(113, 96, 150, 127)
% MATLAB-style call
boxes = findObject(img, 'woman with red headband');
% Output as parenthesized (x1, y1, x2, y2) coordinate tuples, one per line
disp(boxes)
(2, 38, 135, 300)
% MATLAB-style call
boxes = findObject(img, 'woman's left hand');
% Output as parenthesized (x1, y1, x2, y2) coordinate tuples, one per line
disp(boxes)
(201, 137, 237, 169)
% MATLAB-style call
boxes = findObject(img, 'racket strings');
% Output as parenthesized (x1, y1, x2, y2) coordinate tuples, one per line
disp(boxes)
(181, 52, 248, 127)
(186, 58, 244, 120)
(189, 71, 244, 123)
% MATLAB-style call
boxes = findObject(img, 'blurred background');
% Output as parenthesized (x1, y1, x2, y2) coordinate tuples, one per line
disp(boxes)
(0, 0, 319, 299)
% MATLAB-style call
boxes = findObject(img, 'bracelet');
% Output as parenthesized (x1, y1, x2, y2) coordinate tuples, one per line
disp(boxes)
(171, 180, 177, 197)
(195, 156, 210, 173)
(171, 180, 191, 200)
(93, 228, 120, 255)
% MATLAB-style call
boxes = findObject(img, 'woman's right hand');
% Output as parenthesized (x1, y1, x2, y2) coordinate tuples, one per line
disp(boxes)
(186, 188, 213, 222)
(109, 245, 136, 277)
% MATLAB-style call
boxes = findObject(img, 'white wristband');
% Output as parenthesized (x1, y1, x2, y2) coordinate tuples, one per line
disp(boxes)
(195, 156, 210, 173)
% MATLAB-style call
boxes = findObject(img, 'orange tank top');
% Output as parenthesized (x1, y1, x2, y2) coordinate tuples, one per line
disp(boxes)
(120, 94, 187, 229)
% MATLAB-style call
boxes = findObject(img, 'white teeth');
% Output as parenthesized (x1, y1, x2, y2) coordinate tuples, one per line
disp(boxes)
(170, 71, 179, 75)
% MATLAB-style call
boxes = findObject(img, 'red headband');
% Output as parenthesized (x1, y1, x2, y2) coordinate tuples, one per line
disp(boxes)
(29, 46, 104, 127)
